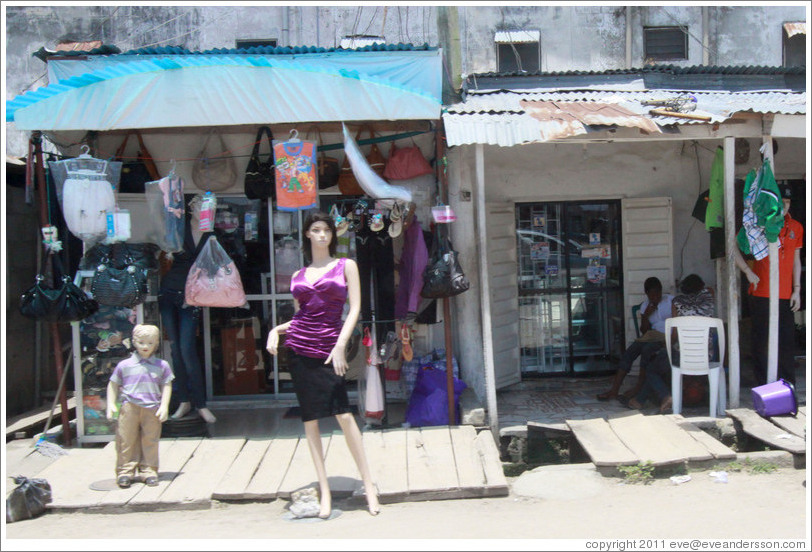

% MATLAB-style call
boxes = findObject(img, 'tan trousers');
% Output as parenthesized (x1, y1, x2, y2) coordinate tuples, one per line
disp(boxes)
(115, 402, 162, 479)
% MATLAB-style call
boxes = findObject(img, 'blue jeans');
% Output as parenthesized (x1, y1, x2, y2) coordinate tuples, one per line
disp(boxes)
(158, 288, 207, 409)
(634, 349, 671, 405)
(618, 340, 664, 374)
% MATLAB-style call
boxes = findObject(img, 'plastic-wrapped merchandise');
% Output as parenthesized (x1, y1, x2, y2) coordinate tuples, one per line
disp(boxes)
(274, 236, 301, 293)
(185, 236, 247, 308)
(145, 175, 185, 253)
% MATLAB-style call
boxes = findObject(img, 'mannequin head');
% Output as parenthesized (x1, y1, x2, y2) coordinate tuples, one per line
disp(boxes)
(302, 211, 337, 260)
(132, 324, 160, 359)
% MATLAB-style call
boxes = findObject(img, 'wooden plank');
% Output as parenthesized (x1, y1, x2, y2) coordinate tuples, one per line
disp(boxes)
(99, 439, 179, 506)
(416, 427, 460, 492)
(276, 434, 329, 498)
(38, 446, 117, 509)
(768, 411, 806, 440)
(566, 418, 639, 467)
(363, 428, 408, 500)
(5, 441, 61, 482)
(449, 425, 486, 490)
(6, 398, 77, 437)
(726, 408, 806, 454)
(645, 416, 713, 462)
(406, 427, 451, 494)
(666, 415, 736, 460)
(323, 430, 361, 496)
(473, 430, 509, 494)
(126, 438, 202, 506)
(243, 436, 299, 500)
(212, 439, 271, 500)
(608, 413, 687, 467)
(157, 438, 245, 506)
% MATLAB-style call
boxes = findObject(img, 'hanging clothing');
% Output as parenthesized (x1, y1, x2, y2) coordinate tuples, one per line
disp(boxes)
(395, 218, 429, 319)
(273, 140, 318, 212)
(355, 222, 396, 338)
(736, 159, 783, 260)
(705, 146, 724, 231)
(748, 213, 803, 300)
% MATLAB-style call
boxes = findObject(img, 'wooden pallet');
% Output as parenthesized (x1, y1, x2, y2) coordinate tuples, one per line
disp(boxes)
(13, 426, 507, 510)
(567, 412, 736, 468)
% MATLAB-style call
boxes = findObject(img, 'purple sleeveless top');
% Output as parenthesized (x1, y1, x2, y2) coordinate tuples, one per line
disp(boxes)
(285, 258, 347, 359)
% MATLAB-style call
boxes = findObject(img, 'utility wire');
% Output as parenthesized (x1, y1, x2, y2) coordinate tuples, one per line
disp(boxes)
(661, 8, 719, 63)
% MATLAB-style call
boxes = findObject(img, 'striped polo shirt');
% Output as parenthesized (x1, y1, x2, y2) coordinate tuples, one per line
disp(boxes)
(110, 353, 174, 408)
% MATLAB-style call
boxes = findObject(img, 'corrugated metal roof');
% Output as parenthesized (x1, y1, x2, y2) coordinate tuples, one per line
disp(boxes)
(120, 43, 434, 56)
(784, 22, 807, 37)
(521, 101, 661, 140)
(32, 44, 121, 61)
(468, 64, 807, 79)
(443, 89, 806, 147)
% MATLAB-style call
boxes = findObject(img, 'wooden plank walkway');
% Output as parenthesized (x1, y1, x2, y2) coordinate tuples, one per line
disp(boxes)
(726, 408, 806, 455)
(18, 427, 507, 511)
(568, 412, 737, 468)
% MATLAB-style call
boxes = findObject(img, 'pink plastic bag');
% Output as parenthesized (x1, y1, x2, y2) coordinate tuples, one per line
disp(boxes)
(185, 236, 247, 308)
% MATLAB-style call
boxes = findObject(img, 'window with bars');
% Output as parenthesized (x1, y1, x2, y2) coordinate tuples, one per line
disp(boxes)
(495, 30, 540, 73)
(643, 26, 688, 61)
(783, 26, 806, 67)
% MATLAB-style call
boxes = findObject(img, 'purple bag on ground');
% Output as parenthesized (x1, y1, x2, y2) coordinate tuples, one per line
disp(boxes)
(405, 367, 467, 427)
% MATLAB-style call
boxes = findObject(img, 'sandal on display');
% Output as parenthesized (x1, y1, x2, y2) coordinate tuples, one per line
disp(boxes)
(400, 324, 413, 362)
(370, 213, 384, 232)
(388, 203, 403, 238)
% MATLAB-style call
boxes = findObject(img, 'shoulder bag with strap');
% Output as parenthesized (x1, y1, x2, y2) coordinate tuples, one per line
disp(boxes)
(244, 126, 276, 200)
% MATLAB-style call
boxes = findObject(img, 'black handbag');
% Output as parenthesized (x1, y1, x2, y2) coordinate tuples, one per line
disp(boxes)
(79, 242, 160, 272)
(420, 227, 470, 299)
(244, 126, 276, 200)
(19, 275, 99, 323)
(115, 131, 160, 194)
(90, 256, 148, 308)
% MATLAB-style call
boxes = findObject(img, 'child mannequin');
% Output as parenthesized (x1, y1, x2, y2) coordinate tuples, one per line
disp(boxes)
(107, 324, 174, 488)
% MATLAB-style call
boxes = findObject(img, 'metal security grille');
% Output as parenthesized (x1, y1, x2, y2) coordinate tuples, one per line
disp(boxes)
(644, 27, 688, 60)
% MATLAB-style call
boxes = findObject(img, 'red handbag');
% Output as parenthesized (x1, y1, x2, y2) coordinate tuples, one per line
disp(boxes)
(383, 141, 433, 180)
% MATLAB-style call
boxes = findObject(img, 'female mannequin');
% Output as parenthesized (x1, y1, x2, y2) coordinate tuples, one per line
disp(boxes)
(267, 211, 380, 518)
(158, 193, 216, 424)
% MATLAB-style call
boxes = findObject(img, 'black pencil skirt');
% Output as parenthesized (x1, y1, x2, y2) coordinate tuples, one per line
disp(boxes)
(289, 352, 352, 422)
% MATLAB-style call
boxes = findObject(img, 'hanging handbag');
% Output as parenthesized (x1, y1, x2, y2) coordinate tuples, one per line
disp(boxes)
(79, 242, 161, 272)
(192, 130, 238, 192)
(19, 275, 99, 323)
(185, 236, 247, 308)
(307, 125, 340, 189)
(90, 256, 148, 308)
(420, 226, 470, 299)
(115, 131, 160, 194)
(338, 125, 386, 196)
(383, 140, 434, 181)
(244, 126, 276, 200)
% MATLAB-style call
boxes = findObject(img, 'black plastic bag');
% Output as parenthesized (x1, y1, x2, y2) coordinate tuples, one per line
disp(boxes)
(420, 226, 470, 299)
(6, 476, 52, 523)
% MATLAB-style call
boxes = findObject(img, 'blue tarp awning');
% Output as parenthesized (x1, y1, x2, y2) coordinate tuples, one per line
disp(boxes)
(7, 49, 442, 130)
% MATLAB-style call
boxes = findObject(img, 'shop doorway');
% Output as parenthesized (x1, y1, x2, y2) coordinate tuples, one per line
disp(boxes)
(516, 201, 624, 376)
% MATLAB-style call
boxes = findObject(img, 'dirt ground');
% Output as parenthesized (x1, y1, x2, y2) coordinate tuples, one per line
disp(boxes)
(3, 463, 809, 548)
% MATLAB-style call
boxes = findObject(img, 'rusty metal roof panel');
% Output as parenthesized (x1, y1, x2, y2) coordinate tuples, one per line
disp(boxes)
(443, 89, 805, 146)
(783, 22, 807, 38)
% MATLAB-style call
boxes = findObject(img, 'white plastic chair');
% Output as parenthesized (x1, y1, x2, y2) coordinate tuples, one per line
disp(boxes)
(665, 316, 727, 418)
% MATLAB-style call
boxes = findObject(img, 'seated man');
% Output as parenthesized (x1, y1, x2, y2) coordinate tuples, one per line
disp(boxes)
(596, 276, 673, 402)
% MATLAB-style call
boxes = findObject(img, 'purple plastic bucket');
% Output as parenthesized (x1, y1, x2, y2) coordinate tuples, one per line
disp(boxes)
(751, 379, 797, 417)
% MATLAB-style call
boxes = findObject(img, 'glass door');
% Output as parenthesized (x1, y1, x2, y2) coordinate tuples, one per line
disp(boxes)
(516, 201, 624, 376)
